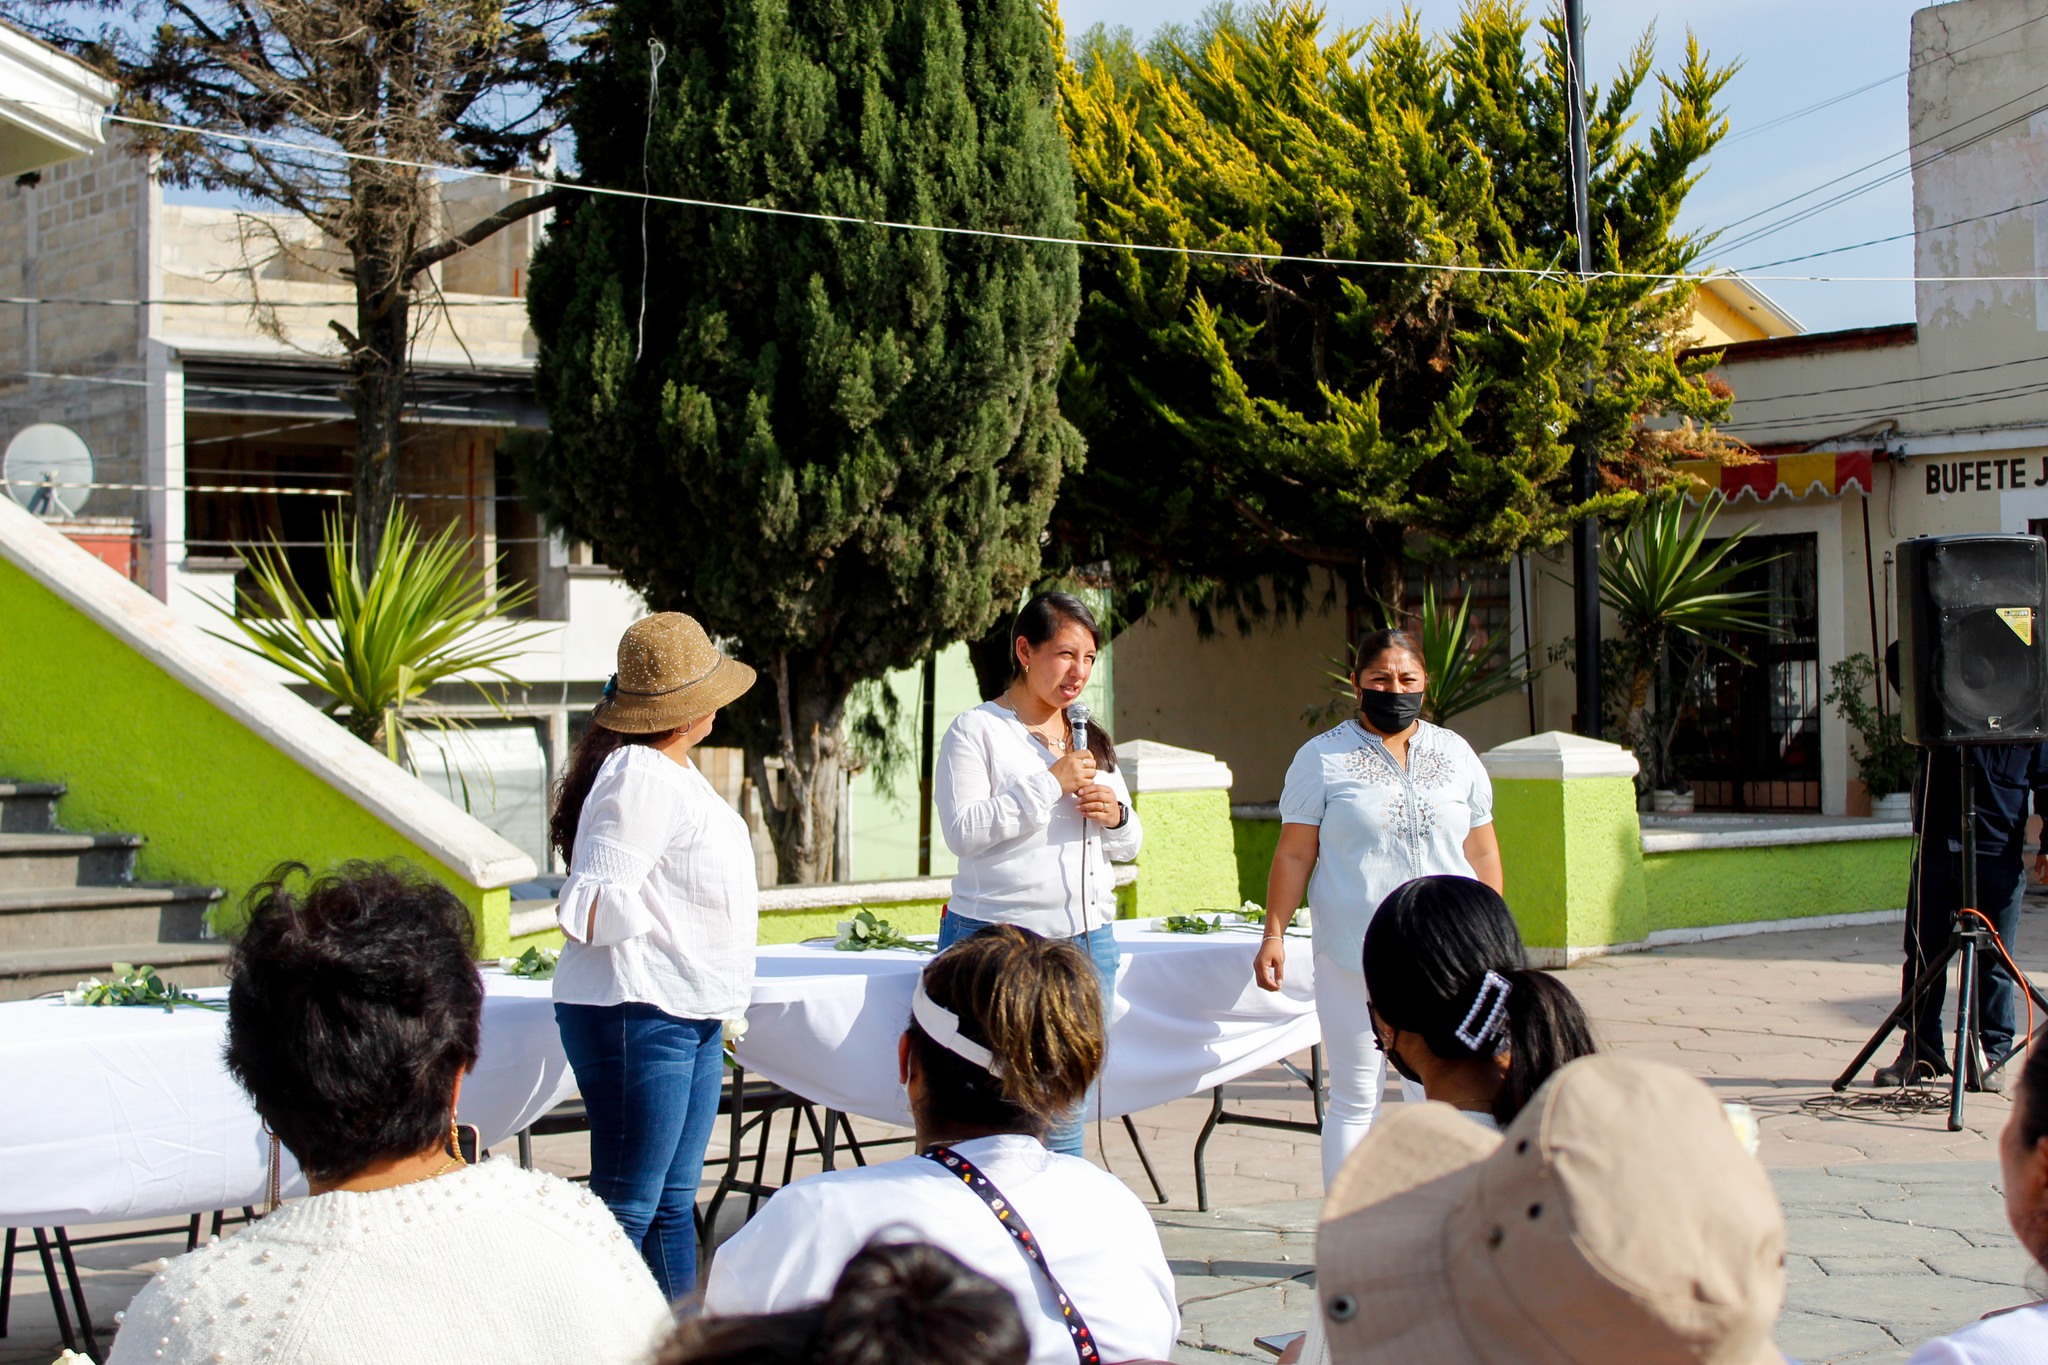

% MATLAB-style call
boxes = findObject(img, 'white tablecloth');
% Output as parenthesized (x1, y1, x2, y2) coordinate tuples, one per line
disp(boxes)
(0, 923, 1317, 1227)
(735, 920, 1320, 1126)
(0, 973, 574, 1227)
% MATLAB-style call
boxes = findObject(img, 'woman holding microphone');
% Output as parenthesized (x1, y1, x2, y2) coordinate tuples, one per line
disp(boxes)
(935, 592, 1141, 1157)
(1252, 627, 1502, 1186)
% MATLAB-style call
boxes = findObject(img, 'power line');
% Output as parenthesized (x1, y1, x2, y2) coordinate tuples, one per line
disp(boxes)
(7, 91, 2048, 288)
(1720, 8, 2048, 146)
(1725, 351, 2048, 407)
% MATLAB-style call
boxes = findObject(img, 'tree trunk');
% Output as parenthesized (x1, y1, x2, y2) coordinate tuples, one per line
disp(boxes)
(345, 275, 411, 568)
(751, 651, 850, 884)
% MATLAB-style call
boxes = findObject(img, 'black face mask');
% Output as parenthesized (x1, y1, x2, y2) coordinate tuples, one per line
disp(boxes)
(1358, 688, 1424, 734)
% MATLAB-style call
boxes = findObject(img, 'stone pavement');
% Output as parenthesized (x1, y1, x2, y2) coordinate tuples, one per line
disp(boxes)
(7, 913, 2047, 1364)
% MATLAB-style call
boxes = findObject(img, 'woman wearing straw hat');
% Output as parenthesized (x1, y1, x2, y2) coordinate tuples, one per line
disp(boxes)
(549, 612, 759, 1301)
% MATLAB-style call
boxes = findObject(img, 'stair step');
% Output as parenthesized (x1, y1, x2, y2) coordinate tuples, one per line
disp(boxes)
(0, 941, 232, 1002)
(0, 831, 143, 888)
(0, 883, 222, 951)
(0, 781, 66, 834)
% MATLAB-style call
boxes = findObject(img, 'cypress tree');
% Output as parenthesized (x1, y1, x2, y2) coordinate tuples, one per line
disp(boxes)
(525, 0, 1081, 881)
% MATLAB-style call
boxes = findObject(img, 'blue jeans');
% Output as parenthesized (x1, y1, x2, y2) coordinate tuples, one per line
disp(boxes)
(936, 911, 1119, 1157)
(555, 1003, 724, 1301)
(1901, 850, 2029, 1066)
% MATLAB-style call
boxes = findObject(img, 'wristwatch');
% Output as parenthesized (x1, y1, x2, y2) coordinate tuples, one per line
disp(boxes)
(1109, 802, 1129, 830)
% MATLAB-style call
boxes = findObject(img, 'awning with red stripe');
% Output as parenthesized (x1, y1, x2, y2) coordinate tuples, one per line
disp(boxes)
(1676, 449, 1875, 502)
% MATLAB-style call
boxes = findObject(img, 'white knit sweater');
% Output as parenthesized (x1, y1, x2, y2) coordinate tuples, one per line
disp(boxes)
(106, 1159, 672, 1365)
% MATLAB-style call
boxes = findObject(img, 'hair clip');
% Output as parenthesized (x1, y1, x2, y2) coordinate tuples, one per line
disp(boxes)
(1453, 970, 1512, 1052)
(911, 981, 1002, 1076)
(602, 673, 618, 699)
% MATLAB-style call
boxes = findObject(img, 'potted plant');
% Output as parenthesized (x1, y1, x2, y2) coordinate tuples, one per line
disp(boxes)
(1824, 653, 1915, 819)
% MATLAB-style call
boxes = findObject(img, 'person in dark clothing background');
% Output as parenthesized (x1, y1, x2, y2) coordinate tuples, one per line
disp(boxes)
(1876, 643, 2048, 1090)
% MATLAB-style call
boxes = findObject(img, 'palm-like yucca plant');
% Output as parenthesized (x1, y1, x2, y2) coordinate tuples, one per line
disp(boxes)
(1301, 581, 1540, 731)
(214, 508, 546, 762)
(1418, 581, 1540, 726)
(1599, 490, 1778, 793)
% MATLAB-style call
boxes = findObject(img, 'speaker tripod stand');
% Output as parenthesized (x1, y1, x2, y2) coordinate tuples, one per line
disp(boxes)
(1832, 745, 2048, 1130)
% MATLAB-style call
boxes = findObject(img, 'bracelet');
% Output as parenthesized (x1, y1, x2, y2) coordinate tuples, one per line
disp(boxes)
(1261, 932, 1287, 940)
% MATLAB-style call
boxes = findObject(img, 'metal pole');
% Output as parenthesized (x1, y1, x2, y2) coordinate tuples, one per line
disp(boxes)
(916, 652, 937, 877)
(1565, 0, 1601, 739)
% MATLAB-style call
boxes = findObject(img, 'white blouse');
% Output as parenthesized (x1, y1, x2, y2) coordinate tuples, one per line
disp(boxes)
(1909, 1304, 2048, 1365)
(107, 1160, 671, 1365)
(702, 1133, 1180, 1365)
(552, 744, 758, 1021)
(1279, 719, 1494, 974)
(935, 702, 1142, 937)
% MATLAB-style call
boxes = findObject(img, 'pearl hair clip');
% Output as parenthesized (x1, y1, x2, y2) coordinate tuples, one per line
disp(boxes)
(911, 981, 1003, 1076)
(1453, 970, 1513, 1052)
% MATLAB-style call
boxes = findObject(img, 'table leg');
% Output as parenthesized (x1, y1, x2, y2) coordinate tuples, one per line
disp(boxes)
(53, 1228, 99, 1361)
(30, 1230, 76, 1355)
(1119, 1115, 1168, 1204)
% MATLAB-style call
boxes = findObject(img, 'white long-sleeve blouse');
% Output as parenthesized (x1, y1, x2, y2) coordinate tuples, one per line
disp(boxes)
(551, 743, 758, 1021)
(934, 701, 1141, 937)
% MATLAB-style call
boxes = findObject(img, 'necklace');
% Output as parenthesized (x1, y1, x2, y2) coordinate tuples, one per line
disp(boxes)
(999, 695, 1069, 753)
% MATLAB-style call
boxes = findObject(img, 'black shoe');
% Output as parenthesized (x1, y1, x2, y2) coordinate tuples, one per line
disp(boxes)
(1873, 1048, 1949, 1087)
(1969, 1048, 2015, 1094)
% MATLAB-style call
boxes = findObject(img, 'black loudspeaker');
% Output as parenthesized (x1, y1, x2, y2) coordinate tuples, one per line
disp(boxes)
(1897, 533, 2048, 744)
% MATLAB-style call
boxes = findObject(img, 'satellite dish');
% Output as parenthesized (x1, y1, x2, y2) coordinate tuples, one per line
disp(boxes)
(3, 424, 95, 518)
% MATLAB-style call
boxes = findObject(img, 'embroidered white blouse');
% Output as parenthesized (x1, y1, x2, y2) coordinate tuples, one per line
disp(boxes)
(552, 744, 758, 1021)
(1278, 719, 1494, 974)
(935, 702, 1142, 937)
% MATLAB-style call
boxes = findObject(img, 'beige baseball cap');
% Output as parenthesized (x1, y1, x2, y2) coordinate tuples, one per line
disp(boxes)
(1315, 1056, 1788, 1365)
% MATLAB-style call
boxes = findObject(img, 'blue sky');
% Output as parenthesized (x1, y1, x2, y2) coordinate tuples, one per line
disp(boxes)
(1059, 0, 1928, 334)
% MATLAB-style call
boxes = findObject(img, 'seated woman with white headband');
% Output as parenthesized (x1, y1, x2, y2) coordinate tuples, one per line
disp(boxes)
(704, 925, 1178, 1365)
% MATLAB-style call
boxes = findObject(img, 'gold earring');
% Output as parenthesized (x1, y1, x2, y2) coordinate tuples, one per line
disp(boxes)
(449, 1115, 463, 1162)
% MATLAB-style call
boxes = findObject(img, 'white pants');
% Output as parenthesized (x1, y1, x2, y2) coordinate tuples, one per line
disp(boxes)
(1314, 954, 1423, 1188)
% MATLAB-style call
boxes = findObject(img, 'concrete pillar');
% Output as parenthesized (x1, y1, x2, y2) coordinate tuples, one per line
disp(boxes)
(1481, 731, 1647, 965)
(1120, 739, 1239, 916)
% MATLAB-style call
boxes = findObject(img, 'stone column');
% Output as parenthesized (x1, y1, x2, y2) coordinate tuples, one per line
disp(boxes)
(1481, 731, 1647, 966)
(1119, 739, 1238, 917)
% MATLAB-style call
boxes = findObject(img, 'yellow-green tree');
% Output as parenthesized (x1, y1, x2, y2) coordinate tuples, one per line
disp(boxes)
(1049, 2, 1740, 625)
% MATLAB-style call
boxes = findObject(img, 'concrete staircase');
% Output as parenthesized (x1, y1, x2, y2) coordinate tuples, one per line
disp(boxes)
(0, 780, 226, 1001)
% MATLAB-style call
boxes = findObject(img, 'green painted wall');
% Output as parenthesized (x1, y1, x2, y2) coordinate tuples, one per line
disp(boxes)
(1130, 788, 1241, 915)
(1490, 776, 1646, 950)
(0, 557, 516, 953)
(1645, 838, 1910, 932)
(1233, 815, 1282, 905)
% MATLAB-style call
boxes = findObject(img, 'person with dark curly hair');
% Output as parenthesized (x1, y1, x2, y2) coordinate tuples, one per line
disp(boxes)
(106, 863, 671, 1365)
(663, 1240, 1027, 1365)
(704, 925, 1178, 1365)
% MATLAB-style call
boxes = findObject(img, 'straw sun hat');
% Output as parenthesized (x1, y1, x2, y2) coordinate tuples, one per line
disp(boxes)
(1315, 1055, 1788, 1365)
(593, 612, 757, 735)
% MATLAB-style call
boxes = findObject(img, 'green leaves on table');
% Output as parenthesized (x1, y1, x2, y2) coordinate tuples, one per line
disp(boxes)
(498, 945, 560, 980)
(63, 964, 223, 1012)
(834, 910, 935, 954)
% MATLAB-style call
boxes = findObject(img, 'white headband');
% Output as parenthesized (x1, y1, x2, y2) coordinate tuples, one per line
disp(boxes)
(1453, 970, 1513, 1052)
(911, 981, 1002, 1076)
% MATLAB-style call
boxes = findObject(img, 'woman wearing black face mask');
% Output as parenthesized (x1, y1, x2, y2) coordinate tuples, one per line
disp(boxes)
(1252, 629, 1504, 1187)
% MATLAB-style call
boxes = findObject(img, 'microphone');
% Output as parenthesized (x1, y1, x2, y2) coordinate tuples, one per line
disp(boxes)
(1067, 701, 1090, 754)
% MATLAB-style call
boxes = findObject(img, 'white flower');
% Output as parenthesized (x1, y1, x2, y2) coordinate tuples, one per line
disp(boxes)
(496, 957, 519, 972)
(1240, 900, 1264, 916)
(724, 1015, 750, 1043)
(835, 921, 855, 947)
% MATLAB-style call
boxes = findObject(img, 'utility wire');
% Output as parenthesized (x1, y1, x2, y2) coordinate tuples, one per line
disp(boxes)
(1721, 8, 2048, 146)
(8, 91, 2048, 288)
